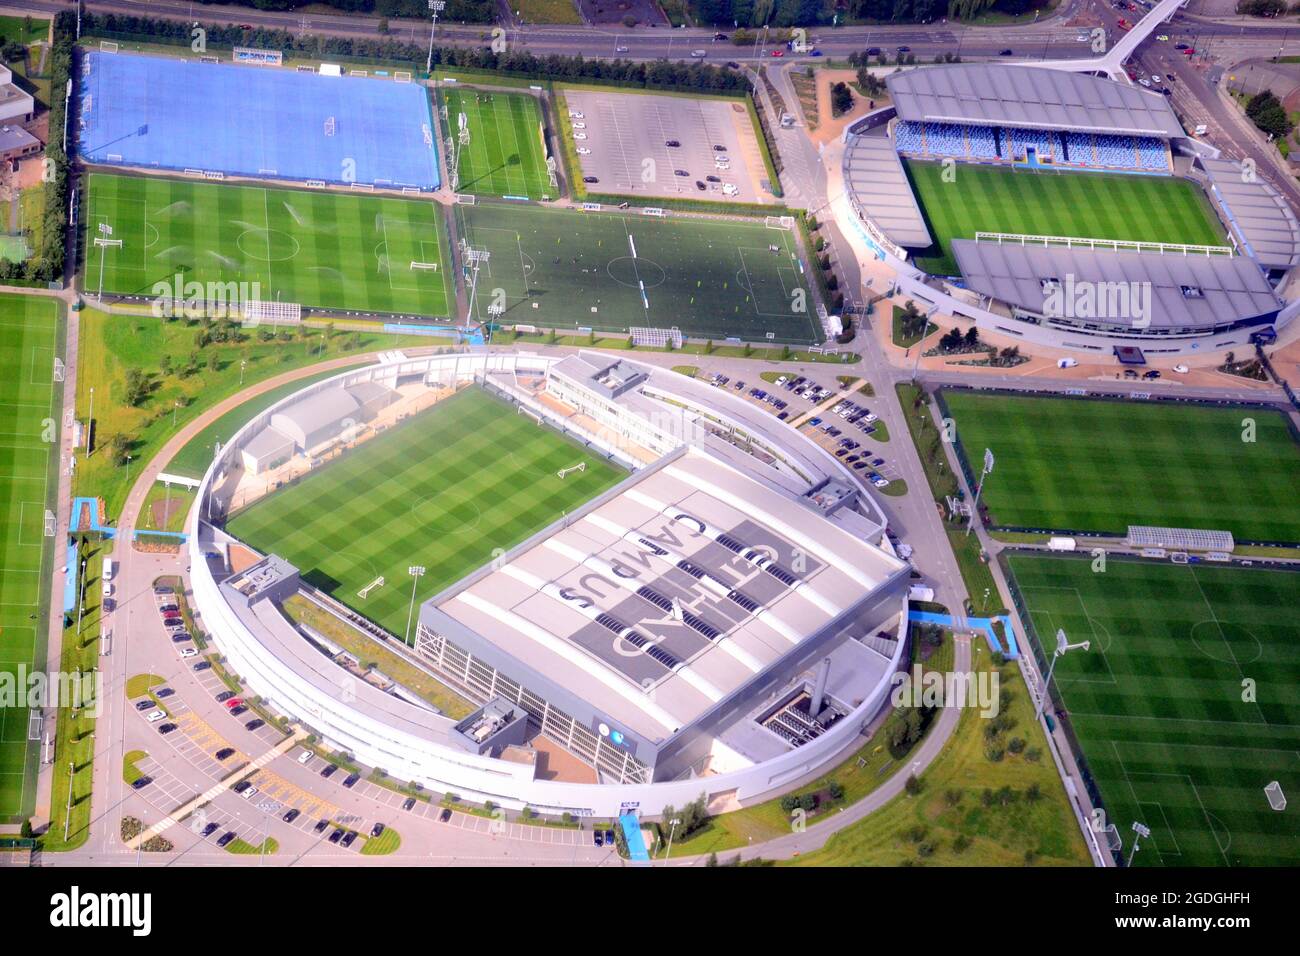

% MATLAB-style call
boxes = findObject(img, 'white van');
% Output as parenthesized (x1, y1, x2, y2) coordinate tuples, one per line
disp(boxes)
(103, 558, 114, 581)
(1057, 357, 1079, 368)
(146, 710, 167, 723)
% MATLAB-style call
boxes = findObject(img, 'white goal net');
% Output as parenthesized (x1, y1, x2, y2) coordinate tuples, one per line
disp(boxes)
(241, 300, 302, 326)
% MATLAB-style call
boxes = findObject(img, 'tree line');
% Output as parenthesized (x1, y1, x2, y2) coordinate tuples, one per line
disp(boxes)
(192, 0, 495, 23)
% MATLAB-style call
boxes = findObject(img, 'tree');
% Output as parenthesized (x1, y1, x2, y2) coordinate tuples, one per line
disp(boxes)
(963, 325, 980, 347)
(124, 368, 149, 407)
(831, 81, 854, 117)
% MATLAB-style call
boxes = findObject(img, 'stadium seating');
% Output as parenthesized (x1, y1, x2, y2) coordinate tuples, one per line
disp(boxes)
(893, 118, 1170, 172)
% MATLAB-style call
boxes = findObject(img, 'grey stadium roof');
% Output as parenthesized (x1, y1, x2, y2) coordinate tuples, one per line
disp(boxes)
(1200, 157, 1300, 270)
(887, 64, 1185, 138)
(843, 133, 932, 249)
(952, 239, 1281, 331)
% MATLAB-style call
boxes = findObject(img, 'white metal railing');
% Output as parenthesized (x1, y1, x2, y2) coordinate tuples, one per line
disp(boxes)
(974, 231, 1234, 257)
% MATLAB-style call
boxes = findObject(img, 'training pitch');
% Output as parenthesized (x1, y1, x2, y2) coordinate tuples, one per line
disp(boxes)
(441, 88, 553, 199)
(226, 387, 625, 637)
(85, 173, 454, 318)
(455, 203, 819, 343)
(0, 295, 60, 819)
(941, 391, 1300, 541)
(1008, 554, 1300, 867)
(904, 161, 1227, 275)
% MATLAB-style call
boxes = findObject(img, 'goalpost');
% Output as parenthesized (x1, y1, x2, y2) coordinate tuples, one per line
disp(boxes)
(765, 215, 795, 230)
(556, 462, 586, 479)
(358, 576, 385, 599)
(409, 261, 440, 271)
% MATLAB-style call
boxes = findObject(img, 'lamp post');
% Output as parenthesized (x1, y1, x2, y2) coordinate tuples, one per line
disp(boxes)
(87, 386, 95, 457)
(426, 0, 446, 75)
(1035, 628, 1091, 721)
(404, 565, 426, 644)
(664, 817, 682, 859)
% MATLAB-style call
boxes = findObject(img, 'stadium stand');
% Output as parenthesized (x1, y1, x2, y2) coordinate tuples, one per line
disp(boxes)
(895, 119, 1169, 172)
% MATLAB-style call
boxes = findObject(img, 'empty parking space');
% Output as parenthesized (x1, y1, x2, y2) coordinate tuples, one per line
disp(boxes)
(563, 88, 774, 204)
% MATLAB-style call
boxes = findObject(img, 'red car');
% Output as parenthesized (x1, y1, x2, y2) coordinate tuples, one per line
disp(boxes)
(770, 49, 784, 57)
(224, 698, 244, 710)
(1182, 48, 1195, 56)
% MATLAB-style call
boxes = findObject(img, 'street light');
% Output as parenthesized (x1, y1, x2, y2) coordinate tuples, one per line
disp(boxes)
(664, 817, 682, 858)
(86, 386, 95, 457)
(1035, 628, 1090, 721)
(404, 565, 426, 644)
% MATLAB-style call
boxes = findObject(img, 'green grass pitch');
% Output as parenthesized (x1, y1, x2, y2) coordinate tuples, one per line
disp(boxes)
(904, 161, 1227, 275)
(1007, 555, 1300, 867)
(0, 294, 61, 819)
(226, 387, 625, 637)
(941, 391, 1300, 541)
(84, 173, 454, 317)
(455, 202, 820, 344)
(441, 88, 553, 199)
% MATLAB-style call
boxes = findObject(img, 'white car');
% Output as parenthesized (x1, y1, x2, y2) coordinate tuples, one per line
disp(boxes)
(872, 477, 890, 488)
(572, 122, 586, 129)
(568, 110, 584, 119)
(241, 786, 259, 800)
(1151, 75, 1161, 85)
(1057, 357, 1079, 368)
(576, 147, 591, 155)
(615, 45, 628, 54)
(1138, 78, 1151, 88)
(573, 132, 587, 140)
(1157, 34, 1169, 41)
(863, 413, 879, 424)
(180, 648, 198, 659)
(298, 750, 314, 764)
(691, 49, 707, 58)
(721, 184, 739, 196)
(146, 710, 167, 723)
(1172, 364, 1189, 374)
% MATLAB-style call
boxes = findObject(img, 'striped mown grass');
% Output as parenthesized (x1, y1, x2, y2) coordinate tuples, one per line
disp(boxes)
(0, 294, 60, 820)
(904, 161, 1226, 275)
(1008, 555, 1300, 867)
(84, 172, 454, 317)
(942, 391, 1300, 542)
(441, 88, 553, 199)
(225, 387, 625, 637)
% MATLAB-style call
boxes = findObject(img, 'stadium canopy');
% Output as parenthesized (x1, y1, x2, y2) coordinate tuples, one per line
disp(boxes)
(843, 134, 932, 249)
(1198, 157, 1300, 271)
(1127, 526, 1235, 552)
(952, 239, 1282, 332)
(886, 64, 1185, 139)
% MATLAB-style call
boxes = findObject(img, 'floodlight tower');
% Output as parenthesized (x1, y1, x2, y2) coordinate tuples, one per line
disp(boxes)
(461, 239, 491, 328)
(93, 222, 123, 302)
(1035, 628, 1091, 721)
(426, 0, 446, 74)
(1126, 822, 1151, 867)
(449, 112, 470, 192)
(404, 565, 426, 644)
(966, 446, 995, 537)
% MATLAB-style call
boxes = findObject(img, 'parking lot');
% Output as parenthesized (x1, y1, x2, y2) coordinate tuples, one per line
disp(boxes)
(563, 88, 775, 204)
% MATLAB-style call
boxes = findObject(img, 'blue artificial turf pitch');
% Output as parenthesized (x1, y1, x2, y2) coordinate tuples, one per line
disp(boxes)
(78, 51, 440, 190)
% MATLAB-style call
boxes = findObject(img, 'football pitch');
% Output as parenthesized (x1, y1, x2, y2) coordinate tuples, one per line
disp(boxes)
(904, 161, 1227, 275)
(0, 295, 61, 820)
(941, 391, 1300, 542)
(225, 387, 625, 637)
(455, 203, 820, 344)
(1007, 555, 1300, 867)
(84, 173, 454, 317)
(441, 88, 553, 199)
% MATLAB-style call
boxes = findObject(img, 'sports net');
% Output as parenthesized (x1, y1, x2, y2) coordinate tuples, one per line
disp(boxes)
(241, 300, 302, 325)
(630, 326, 682, 349)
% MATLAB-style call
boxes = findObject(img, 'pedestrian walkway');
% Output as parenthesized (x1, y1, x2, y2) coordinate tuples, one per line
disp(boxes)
(908, 608, 1020, 658)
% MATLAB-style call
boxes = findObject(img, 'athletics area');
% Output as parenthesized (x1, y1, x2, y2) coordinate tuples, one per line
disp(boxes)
(77, 51, 441, 190)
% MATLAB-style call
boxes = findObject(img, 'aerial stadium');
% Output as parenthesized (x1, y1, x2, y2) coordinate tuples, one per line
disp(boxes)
(189, 351, 912, 815)
(841, 62, 1300, 356)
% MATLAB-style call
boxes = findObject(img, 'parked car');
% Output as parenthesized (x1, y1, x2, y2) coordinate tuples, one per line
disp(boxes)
(228, 705, 247, 716)
(192, 661, 211, 672)
(329, 829, 344, 844)
(320, 764, 338, 779)
(582, 176, 598, 184)
(314, 819, 329, 834)
(343, 772, 361, 788)
(439, 808, 453, 823)
(216, 831, 236, 848)
(200, 822, 219, 838)
(340, 831, 358, 848)
(134, 700, 155, 712)
(403, 797, 417, 811)
(283, 809, 300, 823)
(215, 691, 235, 703)
(132, 776, 152, 790)
(224, 698, 244, 710)
(157, 723, 177, 735)
(244, 719, 265, 731)
(215, 748, 235, 761)
(370, 823, 386, 838)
